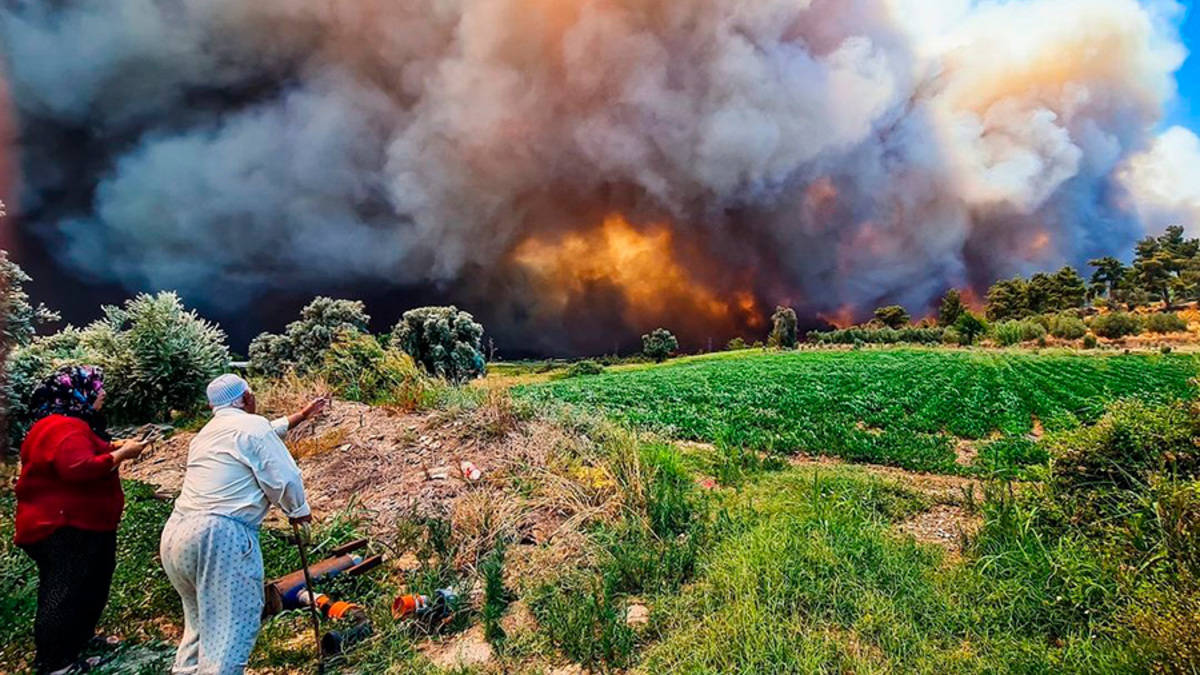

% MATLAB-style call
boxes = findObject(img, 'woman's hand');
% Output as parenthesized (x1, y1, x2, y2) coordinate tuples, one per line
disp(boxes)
(111, 440, 148, 465)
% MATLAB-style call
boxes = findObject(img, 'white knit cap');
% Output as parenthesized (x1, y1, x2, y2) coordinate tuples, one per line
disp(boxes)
(206, 374, 249, 409)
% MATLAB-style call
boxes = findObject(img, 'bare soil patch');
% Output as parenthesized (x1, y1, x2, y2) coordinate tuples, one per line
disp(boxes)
(895, 504, 981, 558)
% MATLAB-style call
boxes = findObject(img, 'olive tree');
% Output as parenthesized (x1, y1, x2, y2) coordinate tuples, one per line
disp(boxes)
(642, 328, 678, 363)
(391, 306, 486, 383)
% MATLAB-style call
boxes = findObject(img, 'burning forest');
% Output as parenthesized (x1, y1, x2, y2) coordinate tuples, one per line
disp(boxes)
(2, 0, 1200, 354)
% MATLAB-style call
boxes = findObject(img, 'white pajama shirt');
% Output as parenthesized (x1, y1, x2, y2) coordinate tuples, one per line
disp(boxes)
(160, 408, 309, 675)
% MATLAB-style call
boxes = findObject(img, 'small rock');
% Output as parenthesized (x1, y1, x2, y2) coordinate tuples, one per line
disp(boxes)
(625, 603, 650, 626)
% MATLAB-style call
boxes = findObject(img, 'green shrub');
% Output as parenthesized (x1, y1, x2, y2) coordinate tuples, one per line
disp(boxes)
(806, 326, 943, 346)
(320, 331, 426, 406)
(88, 293, 230, 423)
(992, 320, 1045, 346)
(1145, 312, 1188, 334)
(953, 312, 988, 345)
(249, 297, 370, 376)
(6, 293, 228, 439)
(727, 337, 747, 350)
(993, 321, 1024, 347)
(977, 436, 1050, 479)
(1083, 334, 1098, 349)
(1048, 314, 1087, 340)
(642, 327, 678, 363)
(565, 360, 605, 378)
(0, 250, 58, 352)
(941, 327, 961, 345)
(1090, 312, 1143, 339)
(391, 306, 486, 383)
(873, 305, 910, 329)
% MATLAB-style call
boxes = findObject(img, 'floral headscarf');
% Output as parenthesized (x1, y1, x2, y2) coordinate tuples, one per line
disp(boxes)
(29, 365, 110, 440)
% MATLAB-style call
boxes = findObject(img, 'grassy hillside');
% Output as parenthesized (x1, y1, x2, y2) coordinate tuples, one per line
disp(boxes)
(517, 349, 1199, 473)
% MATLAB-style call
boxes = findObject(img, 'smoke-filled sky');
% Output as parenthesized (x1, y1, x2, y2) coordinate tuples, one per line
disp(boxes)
(3, 0, 1200, 356)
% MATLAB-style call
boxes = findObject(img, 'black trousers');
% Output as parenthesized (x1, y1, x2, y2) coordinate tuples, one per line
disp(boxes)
(21, 527, 117, 674)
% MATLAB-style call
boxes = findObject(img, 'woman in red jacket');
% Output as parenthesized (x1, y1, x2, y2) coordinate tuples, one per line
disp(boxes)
(15, 366, 148, 675)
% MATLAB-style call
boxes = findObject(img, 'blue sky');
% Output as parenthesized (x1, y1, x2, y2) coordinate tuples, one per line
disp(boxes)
(1169, 1, 1200, 129)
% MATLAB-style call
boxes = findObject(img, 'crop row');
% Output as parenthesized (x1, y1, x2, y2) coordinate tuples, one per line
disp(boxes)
(517, 350, 1198, 473)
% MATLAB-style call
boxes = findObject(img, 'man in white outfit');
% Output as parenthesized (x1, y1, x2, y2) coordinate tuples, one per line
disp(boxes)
(160, 374, 326, 675)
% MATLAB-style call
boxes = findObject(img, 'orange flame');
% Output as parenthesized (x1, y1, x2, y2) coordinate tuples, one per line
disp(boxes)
(512, 215, 760, 331)
(818, 304, 857, 329)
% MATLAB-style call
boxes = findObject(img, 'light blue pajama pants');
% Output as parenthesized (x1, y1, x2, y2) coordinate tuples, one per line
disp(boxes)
(160, 513, 264, 675)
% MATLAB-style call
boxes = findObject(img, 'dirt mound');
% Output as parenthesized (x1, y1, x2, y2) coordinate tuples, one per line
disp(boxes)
(124, 398, 566, 540)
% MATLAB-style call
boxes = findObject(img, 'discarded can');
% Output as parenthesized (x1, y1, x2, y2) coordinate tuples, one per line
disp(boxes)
(460, 461, 481, 482)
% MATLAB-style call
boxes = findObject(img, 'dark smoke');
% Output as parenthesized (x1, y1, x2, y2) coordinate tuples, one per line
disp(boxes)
(0, 0, 1195, 355)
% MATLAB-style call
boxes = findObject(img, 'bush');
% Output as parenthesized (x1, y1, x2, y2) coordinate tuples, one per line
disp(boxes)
(953, 312, 988, 345)
(0, 251, 58, 352)
(1145, 312, 1188, 334)
(1048, 314, 1087, 340)
(1083, 334, 1098, 349)
(565, 360, 605, 378)
(768, 306, 799, 349)
(391, 306, 486, 383)
(994, 319, 1048, 346)
(249, 297, 370, 376)
(726, 337, 747, 351)
(873, 305, 910, 329)
(942, 327, 961, 345)
(6, 293, 229, 440)
(320, 331, 426, 406)
(806, 326, 943, 346)
(642, 328, 678, 363)
(1089, 312, 1143, 339)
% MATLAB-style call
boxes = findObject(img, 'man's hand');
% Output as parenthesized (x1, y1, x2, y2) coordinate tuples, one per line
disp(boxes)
(300, 397, 329, 420)
(290, 514, 313, 545)
(111, 440, 148, 465)
(287, 397, 329, 430)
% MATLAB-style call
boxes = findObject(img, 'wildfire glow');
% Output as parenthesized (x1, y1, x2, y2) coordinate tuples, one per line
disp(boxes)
(512, 215, 760, 331)
(818, 305, 857, 329)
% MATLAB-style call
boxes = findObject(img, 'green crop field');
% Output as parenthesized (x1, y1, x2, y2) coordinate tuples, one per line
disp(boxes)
(517, 349, 1200, 473)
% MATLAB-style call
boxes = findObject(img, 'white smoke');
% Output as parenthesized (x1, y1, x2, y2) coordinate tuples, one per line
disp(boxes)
(1, 0, 1197, 350)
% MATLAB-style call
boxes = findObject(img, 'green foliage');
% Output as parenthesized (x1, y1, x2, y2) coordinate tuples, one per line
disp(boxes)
(519, 350, 1197, 474)
(1145, 312, 1188, 334)
(320, 331, 426, 405)
(1089, 256, 1128, 302)
(0, 250, 58, 352)
(1083, 334, 1099, 349)
(641, 327, 678, 363)
(807, 326, 943, 346)
(90, 293, 230, 422)
(249, 297, 370, 376)
(564, 360, 605, 378)
(726, 337, 747, 350)
(1047, 314, 1088, 340)
(977, 436, 1049, 479)
(953, 311, 988, 345)
(993, 319, 1046, 346)
(6, 293, 228, 441)
(1089, 312, 1144, 339)
(768, 306, 799, 348)
(480, 545, 513, 647)
(530, 574, 636, 669)
(938, 289, 965, 327)
(986, 277, 1031, 321)
(873, 305, 910, 329)
(391, 306, 486, 383)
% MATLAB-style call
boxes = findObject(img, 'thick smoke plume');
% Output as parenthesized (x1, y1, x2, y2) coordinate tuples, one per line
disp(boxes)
(1, 0, 1196, 353)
